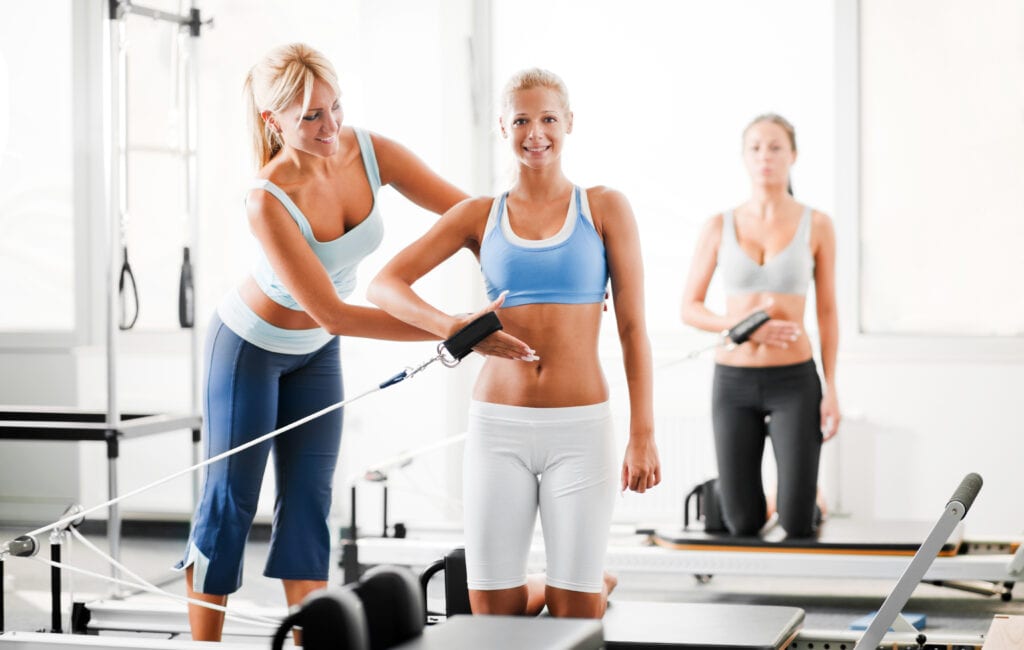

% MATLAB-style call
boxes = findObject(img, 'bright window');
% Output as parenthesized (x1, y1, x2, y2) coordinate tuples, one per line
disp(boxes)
(0, 2, 74, 331)
(860, 0, 1024, 336)
(492, 0, 837, 337)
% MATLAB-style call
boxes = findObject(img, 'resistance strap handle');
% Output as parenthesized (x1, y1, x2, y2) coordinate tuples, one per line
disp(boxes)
(118, 245, 139, 330)
(376, 312, 504, 389)
(440, 312, 503, 366)
(726, 310, 770, 345)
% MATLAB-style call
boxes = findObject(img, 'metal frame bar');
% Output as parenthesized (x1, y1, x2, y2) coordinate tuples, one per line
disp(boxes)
(355, 535, 1023, 584)
(99, 0, 205, 581)
(0, 631, 262, 649)
(853, 501, 964, 648)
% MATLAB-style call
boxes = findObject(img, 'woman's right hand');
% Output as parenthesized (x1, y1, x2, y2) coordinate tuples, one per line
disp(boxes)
(451, 292, 538, 361)
(748, 319, 801, 348)
(743, 300, 801, 348)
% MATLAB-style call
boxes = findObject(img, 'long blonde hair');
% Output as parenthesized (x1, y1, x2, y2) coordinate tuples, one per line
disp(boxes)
(243, 43, 341, 169)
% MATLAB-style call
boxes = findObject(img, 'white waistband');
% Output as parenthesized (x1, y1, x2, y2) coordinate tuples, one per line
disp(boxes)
(216, 288, 334, 355)
(469, 400, 611, 424)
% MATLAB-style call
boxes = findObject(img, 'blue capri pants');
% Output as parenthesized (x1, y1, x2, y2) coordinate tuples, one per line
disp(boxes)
(177, 314, 343, 594)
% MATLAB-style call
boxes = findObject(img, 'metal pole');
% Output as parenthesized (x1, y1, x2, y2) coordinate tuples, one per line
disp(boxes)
(1, 557, 6, 632)
(181, 3, 203, 508)
(340, 485, 360, 584)
(105, 0, 127, 581)
(49, 532, 62, 633)
(854, 474, 982, 650)
(382, 484, 389, 538)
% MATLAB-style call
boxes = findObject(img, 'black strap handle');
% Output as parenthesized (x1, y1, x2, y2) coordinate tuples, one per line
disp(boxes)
(441, 312, 503, 363)
(178, 247, 194, 329)
(727, 310, 770, 345)
(118, 245, 139, 330)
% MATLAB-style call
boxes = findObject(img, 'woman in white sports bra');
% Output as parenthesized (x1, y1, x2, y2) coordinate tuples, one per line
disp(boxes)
(178, 43, 468, 642)
(369, 68, 660, 619)
(680, 114, 840, 539)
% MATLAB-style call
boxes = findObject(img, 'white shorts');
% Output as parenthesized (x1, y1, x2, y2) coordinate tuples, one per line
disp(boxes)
(463, 400, 618, 593)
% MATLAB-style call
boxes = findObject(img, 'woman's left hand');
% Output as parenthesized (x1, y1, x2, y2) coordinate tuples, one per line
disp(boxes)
(820, 391, 841, 441)
(620, 436, 661, 493)
(455, 291, 538, 361)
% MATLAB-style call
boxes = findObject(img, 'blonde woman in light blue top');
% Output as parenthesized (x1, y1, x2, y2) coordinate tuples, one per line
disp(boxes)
(177, 43, 487, 643)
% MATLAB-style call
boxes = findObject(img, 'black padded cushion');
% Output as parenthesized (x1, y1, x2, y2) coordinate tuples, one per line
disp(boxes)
(287, 586, 370, 650)
(354, 565, 426, 650)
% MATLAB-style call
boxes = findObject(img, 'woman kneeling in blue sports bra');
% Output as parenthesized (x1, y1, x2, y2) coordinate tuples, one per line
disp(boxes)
(369, 68, 661, 619)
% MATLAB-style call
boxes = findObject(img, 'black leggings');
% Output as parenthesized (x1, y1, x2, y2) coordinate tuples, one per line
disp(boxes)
(712, 360, 823, 538)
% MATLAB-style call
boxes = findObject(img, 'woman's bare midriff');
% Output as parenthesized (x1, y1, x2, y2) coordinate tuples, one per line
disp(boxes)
(474, 302, 607, 408)
(239, 276, 321, 330)
(715, 291, 813, 367)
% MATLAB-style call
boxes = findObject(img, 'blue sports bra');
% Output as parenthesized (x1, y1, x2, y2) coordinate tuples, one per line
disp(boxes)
(479, 186, 608, 308)
(717, 206, 814, 296)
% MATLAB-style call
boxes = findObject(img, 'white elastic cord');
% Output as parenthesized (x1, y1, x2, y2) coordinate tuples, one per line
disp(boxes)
(21, 384, 383, 541)
(1, 346, 471, 630)
(346, 432, 467, 486)
(389, 481, 463, 510)
(30, 556, 280, 628)
(70, 526, 273, 624)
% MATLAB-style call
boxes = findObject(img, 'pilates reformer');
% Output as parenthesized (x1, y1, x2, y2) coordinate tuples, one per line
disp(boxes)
(384, 474, 991, 649)
(269, 473, 989, 649)
(353, 510, 1023, 601)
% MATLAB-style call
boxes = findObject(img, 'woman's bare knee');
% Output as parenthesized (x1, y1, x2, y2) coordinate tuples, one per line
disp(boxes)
(545, 586, 606, 619)
(469, 586, 529, 616)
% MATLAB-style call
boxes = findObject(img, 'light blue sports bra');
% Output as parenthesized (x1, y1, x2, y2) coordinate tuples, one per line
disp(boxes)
(251, 127, 384, 309)
(217, 127, 384, 354)
(480, 186, 608, 308)
(718, 206, 814, 296)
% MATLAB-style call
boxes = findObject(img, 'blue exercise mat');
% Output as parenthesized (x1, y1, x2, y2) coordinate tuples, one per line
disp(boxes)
(850, 611, 926, 631)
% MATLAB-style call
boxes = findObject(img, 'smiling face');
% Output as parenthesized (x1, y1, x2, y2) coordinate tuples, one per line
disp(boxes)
(263, 78, 343, 158)
(500, 86, 573, 169)
(742, 119, 797, 190)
